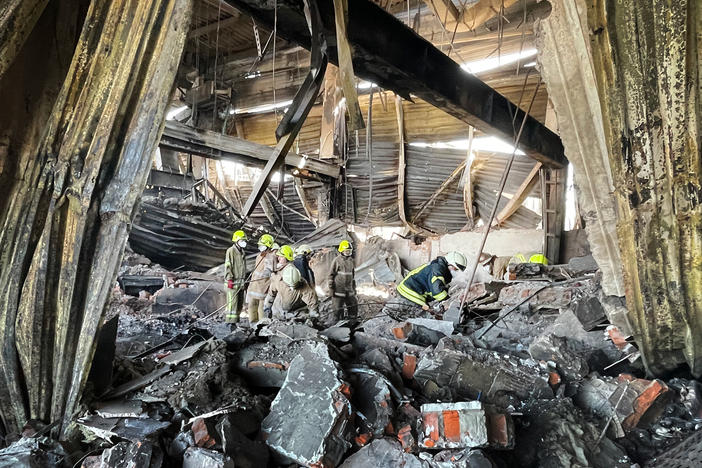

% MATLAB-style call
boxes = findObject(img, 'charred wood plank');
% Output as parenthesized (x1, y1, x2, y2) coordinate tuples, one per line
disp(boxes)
(160, 120, 340, 178)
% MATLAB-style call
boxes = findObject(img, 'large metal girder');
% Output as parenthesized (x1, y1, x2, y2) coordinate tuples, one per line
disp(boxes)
(225, 0, 567, 167)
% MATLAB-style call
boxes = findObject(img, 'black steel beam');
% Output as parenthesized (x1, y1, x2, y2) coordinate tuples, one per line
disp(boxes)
(225, 0, 566, 167)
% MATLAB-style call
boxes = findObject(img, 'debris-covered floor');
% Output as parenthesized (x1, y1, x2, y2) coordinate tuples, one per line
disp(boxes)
(1, 244, 701, 468)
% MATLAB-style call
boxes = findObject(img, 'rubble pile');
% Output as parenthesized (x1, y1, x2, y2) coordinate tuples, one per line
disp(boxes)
(1, 251, 700, 468)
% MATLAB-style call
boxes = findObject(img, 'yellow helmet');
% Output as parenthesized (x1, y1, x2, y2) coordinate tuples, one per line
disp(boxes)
(529, 253, 548, 265)
(277, 244, 295, 261)
(295, 244, 312, 257)
(232, 230, 247, 242)
(258, 234, 275, 248)
(338, 240, 352, 253)
(282, 264, 302, 287)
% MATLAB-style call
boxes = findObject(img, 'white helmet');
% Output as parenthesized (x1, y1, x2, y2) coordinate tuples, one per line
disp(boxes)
(282, 264, 302, 287)
(444, 251, 467, 270)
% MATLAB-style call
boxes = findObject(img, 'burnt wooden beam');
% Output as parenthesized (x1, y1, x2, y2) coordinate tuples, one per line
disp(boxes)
(160, 120, 340, 178)
(493, 162, 542, 226)
(225, 0, 566, 167)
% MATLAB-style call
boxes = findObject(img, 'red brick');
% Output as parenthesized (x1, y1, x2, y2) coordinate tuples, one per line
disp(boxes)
(442, 410, 461, 442)
(392, 322, 413, 340)
(402, 353, 418, 380)
(354, 433, 371, 447)
(338, 382, 353, 398)
(247, 360, 287, 370)
(617, 376, 669, 429)
(549, 371, 562, 386)
(397, 424, 416, 452)
(486, 413, 514, 449)
(191, 418, 217, 448)
(607, 326, 630, 350)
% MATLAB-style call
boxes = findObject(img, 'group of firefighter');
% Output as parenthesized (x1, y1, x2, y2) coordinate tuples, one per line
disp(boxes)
(223, 230, 358, 325)
(224, 229, 548, 325)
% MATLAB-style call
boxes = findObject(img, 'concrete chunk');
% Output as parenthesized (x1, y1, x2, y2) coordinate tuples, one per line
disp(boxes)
(340, 438, 427, 468)
(182, 448, 234, 468)
(261, 343, 352, 466)
(414, 341, 553, 403)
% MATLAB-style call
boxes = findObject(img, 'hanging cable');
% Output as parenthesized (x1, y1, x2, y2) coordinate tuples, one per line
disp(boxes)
(457, 81, 542, 313)
(212, 1, 222, 130)
(364, 86, 374, 226)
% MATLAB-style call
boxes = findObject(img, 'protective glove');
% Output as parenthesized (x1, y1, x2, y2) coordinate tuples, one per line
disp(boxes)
(421, 304, 430, 311)
(432, 302, 445, 313)
(227, 279, 234, 289)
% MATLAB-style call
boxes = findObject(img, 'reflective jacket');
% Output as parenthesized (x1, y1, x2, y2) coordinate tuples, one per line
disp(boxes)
(264, 273, 319, 314)
(225, 244, 246, 287)
(293, 256, 316, 288)
(329, 254, 355, 297)
(247, 250, 275, 300)
(397, 256, 452, 306)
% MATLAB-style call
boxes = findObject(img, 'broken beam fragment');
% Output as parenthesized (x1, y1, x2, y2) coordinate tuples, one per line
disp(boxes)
(160, 120, 340, 179)
(225, 0, 566, 167)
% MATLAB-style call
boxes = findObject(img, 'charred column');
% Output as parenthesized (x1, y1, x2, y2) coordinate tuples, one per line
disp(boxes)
(0, 0, 193, 434)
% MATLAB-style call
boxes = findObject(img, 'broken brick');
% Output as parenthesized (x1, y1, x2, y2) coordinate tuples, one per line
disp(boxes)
(617, 374, 670, 429)
(354, 433, 371, 447)
(486, 413, 515, 449)
(192, 418, 217, 449)
(392, 322, 412, 340)
(402, 353, 417, 380)
(397, 424, 416, 452)
(575, 373, 670, 432)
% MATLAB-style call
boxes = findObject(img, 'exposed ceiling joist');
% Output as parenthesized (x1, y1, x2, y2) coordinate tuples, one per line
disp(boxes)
(188, 15, 240, 38)
(224, 0, 566, 167)
(160, 121, 340, 178)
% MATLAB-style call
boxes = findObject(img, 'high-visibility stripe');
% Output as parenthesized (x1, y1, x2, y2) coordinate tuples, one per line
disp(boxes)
(433, 290, 448, 301)
(397, 282, 427, 306)
(431, 275, 446, 285)
(516, 253, 527, 263)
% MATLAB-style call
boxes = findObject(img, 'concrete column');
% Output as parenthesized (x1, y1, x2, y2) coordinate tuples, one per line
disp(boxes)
(535, 0, 625, 297)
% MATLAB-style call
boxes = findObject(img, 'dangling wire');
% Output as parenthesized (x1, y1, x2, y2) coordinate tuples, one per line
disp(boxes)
(272, 0, 278, 125)
(212, 0, 222, 130)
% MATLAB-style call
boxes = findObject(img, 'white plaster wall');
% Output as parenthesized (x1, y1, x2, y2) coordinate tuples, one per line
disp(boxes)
(388, 229, 544, 270)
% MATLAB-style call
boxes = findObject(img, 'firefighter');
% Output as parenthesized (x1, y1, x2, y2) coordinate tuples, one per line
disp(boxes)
(246, 233, 276, 324)
(263, 264, 319, 320)
(384, 251, 467, 320)
(328, 240, 358, 321)
(276, 244, 295, 271)
(224, 230, 248, 323)
(294, 244, 316, 288)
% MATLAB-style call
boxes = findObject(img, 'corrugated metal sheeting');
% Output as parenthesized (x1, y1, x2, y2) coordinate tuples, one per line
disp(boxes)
(232, 175, 317, 242)
(341, 139, 542, 232)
